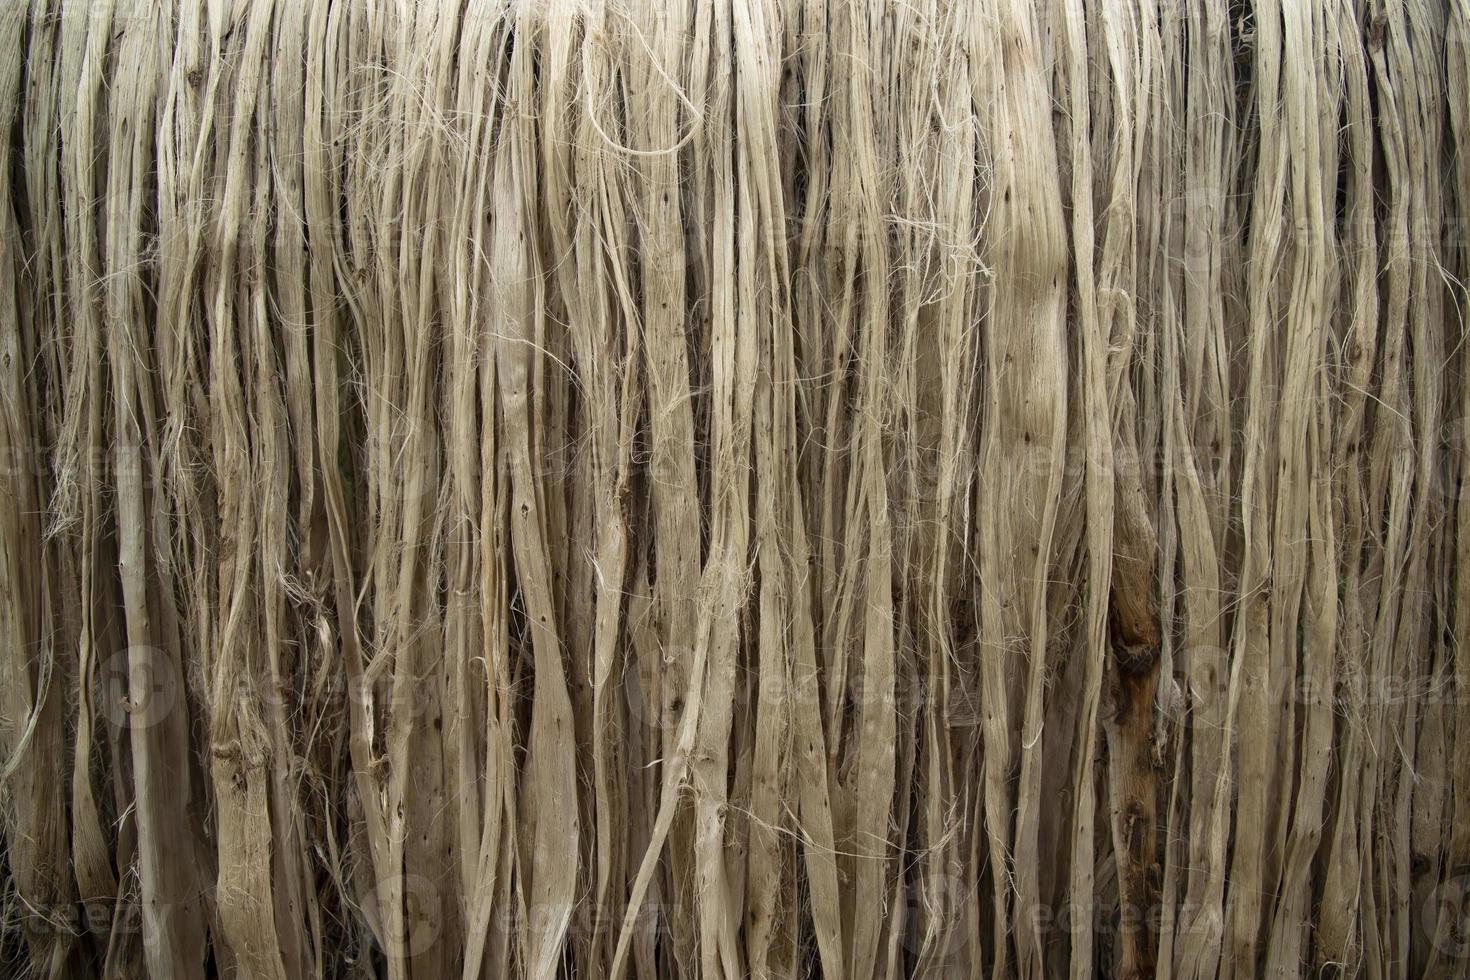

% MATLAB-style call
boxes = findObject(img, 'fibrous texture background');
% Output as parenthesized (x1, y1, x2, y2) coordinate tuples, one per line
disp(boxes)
(1, 0, 1468, 977)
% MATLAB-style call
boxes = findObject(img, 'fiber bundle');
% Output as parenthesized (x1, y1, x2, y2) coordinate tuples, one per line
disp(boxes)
(1, 1, 1468, 977)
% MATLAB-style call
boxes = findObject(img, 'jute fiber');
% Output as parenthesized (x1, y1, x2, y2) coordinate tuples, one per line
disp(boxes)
(1, 1, 1468, 977)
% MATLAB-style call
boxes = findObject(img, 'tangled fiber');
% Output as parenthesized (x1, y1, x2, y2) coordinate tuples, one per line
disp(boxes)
(2, 0, 1469, 977)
